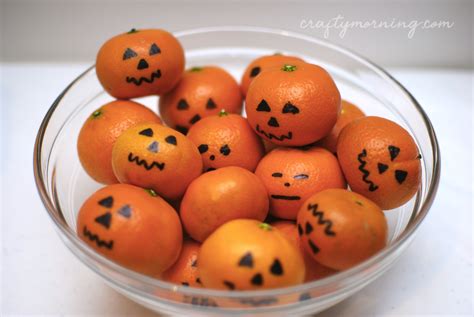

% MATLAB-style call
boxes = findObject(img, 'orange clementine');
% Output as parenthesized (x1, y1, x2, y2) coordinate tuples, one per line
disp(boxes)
(180, 166, 269, 242)
(162, 239, 202, 287)
(297, 188, 387, 270)
(187, 110, 265, 172)
(77, 100, 162, 184)
(77, 184, 182, 276)
(317, 100, 365, 153)
(337, 116, 422, 209)
(111, 123, 202, 200)
(199, 219, 305, 290)
(96, 28, 184, 99)
(245, 62, 341, 146)
(272, 221, 336, 282)
(240, 54, 304, 96)
(255, 146, 346, 220)
(159, 66, 242, 134)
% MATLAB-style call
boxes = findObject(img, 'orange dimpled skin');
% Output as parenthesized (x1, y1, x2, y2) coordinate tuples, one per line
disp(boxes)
(296, 188, 388, 270)
(272, 221, 336, 282)
(187, 111, 265, 172)
(77, 184, 183, 276)
(180, 167, 269, 242)
(337, 116, 422, 210)
(255, 146, 346, 220)
(240, 54, 304, 96)
(162, 240, 202, 287)
(77, 100, 162, 184)
(199, 220, 305, 290)
(317, 100, 365, 153)
(246, 62, 341, 146)
(96, 29, 185, 99)
(159, 66, 243, 134)
(112, 123, 202, 200)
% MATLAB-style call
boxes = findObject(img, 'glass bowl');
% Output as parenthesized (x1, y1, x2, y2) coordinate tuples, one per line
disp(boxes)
(34, 26, 440, 315)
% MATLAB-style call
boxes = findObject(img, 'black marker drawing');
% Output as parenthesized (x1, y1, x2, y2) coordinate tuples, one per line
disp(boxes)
(357, 149, 379, 192)
(128, 153, 165, 171)
(307, 203, 336, 236)
(83, 226, 114, 250)
(126, 69, 161, 86)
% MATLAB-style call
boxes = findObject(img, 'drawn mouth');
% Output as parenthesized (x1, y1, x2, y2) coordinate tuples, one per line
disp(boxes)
(256, 124, 292, 141)
(357, 149, 379, 192)
(128, 152, 165, 171)
(271, 194, 301, 201)
(83, 226, 114, 250)
(126, 69, 161, 86)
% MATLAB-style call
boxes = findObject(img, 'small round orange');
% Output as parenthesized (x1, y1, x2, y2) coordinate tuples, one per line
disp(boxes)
(255, 146, 346, 220)
(240, 54, 304, 96)
(162, 239, 202, 287)
(199, 219, 305, 290)
(180, 166, 269, 242)
(77, 184, 182, 276)
(96, 28, 185, 99)
(317, 100, 365, 153)
(187, 110, 265, 172)
(246, 62, 341, 146)
(77, 100, 162, 184)
(159, 66, 243, 134)
(297, 189, 387, 270)
(337, 116, 422, 209)
(272, 221, 336, 282)
(112, 123, 202, 200)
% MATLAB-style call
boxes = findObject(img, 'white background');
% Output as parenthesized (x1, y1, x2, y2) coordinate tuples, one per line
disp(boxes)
(1, 0, 473, 316)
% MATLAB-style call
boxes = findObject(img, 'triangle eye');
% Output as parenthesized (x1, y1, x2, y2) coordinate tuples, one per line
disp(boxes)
(139, 128, 154, 137)
(206, 98, 217, 109)
(256, 99, 271, 112)
(282, 102, 299, 114)
(177, 99, 189, 110)
(149, 43, 161, 55)
(123, 48, 138, 60)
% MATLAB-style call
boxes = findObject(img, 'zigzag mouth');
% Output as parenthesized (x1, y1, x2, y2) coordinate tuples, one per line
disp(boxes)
(357, 149, 379, 192)
(83, 226, 114, 250)
(128, 152, 165, 171)
(271, 194, 301, 201)
(256, 124, 292, 141)
(126, 69, 161, 86)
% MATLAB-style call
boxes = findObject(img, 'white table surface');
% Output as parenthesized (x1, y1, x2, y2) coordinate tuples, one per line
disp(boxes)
(1, 63, 472, 316)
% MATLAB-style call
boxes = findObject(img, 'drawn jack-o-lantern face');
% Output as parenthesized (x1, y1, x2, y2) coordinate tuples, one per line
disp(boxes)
(253, 99, 300, 143)
(77, 184, 183, 276)
(112, 123, 202, 200)
(255, 147, 346, 220)
(197, 143, 231, 171)
(159, 66, 243, 134)
(337, 116, 422, 210)
(96, 28, 185, 99)
(198, 219, 305, 290)
(245, 63, 341, 146)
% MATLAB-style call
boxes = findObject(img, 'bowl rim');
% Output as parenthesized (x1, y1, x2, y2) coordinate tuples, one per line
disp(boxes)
(33, 25, 440, 300)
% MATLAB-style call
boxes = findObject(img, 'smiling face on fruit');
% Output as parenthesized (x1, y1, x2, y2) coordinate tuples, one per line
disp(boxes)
(103, 29, 169, 89)
(253, 99, 300, 143)
(80, 194, 134, 252)
(124, 126, 179, 172)
(172, 95, 219, 134)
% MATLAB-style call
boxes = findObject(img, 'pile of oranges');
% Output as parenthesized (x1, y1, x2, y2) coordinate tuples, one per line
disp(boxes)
(76, 29, 422, 291)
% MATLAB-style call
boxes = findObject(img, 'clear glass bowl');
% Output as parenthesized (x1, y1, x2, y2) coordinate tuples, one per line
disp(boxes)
(34, 26, 440, 315)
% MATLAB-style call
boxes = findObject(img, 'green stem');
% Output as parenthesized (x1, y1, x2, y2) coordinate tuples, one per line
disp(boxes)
(281, 64, 297, 72)
(145, 188, 158, 197)
(258, 223, 272, 231)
